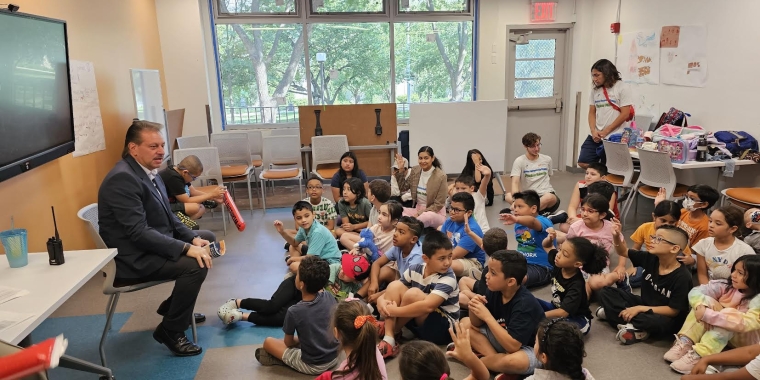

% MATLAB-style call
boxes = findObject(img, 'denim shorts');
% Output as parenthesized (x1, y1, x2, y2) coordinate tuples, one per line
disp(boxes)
(525, 264, 552, 288)
(479, 325, 541, 375)
(578, 135, 605, 164)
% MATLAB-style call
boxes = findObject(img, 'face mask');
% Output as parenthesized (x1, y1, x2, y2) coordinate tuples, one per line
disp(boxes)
(683, 197, 698, 212)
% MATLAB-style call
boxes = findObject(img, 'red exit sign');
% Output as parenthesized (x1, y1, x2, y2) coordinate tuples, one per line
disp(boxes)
(531, 2, 557, 23)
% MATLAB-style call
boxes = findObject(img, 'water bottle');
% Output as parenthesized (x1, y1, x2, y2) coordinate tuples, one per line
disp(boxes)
(696, 134, 708, 162)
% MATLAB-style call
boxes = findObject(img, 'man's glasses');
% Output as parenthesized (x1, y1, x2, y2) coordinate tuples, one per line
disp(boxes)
(450, 207, 466, 214)
(650, 234, 678, 246)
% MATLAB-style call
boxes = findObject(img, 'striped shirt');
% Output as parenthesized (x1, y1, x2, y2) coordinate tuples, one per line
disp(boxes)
(400, 263, 460, 319)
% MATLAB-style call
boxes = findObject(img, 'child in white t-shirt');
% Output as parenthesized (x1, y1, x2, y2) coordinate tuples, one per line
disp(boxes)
(694, 205, 756, 285)
(744, 208, 760, 254)
(504, 132, 560, 216)
(450, 165, 491, 233)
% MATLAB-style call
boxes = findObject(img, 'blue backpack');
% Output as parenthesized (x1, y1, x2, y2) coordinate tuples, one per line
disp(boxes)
(714, 131, 759, 157)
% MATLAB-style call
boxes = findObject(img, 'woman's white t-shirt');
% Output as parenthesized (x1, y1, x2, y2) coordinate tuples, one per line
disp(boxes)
(692, 237, 756, 280)
(589, 80, 633, 135)
(416, 167, 433, 209)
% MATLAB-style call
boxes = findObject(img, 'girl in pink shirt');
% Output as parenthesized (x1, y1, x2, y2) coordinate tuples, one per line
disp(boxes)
(666, 255, 760, 374)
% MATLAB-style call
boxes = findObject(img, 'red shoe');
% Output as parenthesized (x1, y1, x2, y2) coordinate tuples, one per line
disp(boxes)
(377, 339, 400, 359)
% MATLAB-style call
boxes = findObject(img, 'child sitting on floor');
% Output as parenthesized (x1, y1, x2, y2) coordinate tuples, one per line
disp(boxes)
(341, 201, 402, 258)
(440, 192, 486, 278)
(367, 179, 391, 226)
(366, 216, 424, 304)
(527, 319, 596, 380)
(665, 255, 760, 375)
(255, 256, 340, 375)
(459, 227, 510, 310)
(314, 299, 388, 380)
(399, 331, 489, 380)
(284, 176, 337, 240)
(598, 220, 693, 345)
(694, 205, 755, 285)
(336, 177, 373, 238)
(500, 190, 554, 288)
(275, 201, 341, 274)
(540, 230, 607, 334)
(376, 230, 460, 358)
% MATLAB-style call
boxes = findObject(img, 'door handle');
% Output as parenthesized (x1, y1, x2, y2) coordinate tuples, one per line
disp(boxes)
(555, 98, 563, 113)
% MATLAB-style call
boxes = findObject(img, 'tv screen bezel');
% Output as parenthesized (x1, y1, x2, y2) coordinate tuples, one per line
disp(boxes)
(0, 10, 75, 183)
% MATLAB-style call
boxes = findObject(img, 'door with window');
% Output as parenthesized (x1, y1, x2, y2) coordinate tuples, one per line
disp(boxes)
(506, 30, 566, 171)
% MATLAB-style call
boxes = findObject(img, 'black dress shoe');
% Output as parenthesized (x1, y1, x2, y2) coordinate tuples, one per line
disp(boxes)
(153, 324, 202, 357)
(194, 313, 206, 323)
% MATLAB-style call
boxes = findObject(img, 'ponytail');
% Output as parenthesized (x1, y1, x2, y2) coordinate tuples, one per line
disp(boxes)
(567, 237, 608, 275)
(332, 301, 383, 380)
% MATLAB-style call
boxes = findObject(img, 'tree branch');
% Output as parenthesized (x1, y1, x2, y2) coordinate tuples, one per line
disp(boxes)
(265, 30, 283, 65)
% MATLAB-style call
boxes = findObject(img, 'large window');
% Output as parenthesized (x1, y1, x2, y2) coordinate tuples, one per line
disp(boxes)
(214, 0, 474, 125)
(513, 39, 556, 99)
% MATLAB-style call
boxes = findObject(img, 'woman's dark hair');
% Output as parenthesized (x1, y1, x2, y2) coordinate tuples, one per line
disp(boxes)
(537, 319, 587, 380)
(399, 340, 450, 380)
(654, 200, 682, 220)
(727, 255, 760, 301)
(340, 177, 366, 205)
(714, 205, 746, 237)
(383, 200, 404, 222)
(581, 193, 610, 220)
(338, 151, 360, 185)
(566, 237, 608, 275)
(461, 149, 493, 177)
(418, 146, 442, 169)
(591, 59, 621, 89)
(332, 301, 383, 380)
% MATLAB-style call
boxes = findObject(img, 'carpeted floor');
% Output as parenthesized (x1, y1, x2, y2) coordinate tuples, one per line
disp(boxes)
(35, 171, 684, 380)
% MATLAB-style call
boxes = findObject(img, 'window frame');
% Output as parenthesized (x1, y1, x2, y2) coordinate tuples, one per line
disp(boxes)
(212, 0, 476, 128)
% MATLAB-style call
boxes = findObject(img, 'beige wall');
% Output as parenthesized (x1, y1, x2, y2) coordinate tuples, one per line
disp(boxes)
(155, 0, 212, 137)
(0, 0, 167, 253)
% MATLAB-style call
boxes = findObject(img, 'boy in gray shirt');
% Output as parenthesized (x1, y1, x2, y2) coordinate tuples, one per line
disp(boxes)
(255, 256, 339, 375)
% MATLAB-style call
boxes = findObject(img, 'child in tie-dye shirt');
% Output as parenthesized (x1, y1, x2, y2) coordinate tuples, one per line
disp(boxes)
(665, 255, 760, 375)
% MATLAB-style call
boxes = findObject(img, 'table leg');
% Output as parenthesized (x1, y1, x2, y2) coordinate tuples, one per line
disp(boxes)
(494, 172, 507, 197)
(59, 354, 114, 379)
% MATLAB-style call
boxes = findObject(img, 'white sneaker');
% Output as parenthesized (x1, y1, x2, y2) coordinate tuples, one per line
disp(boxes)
(220, 308, 243, 325)
(595, 306, 606, 320)
(664, 335, 693, 363)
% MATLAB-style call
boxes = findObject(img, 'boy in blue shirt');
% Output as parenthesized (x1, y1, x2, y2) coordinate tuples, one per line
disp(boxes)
(275, 201, 341, 274)
(440, 192, 486, 278)
(376, 230, 460, 358)
(500, 190, 553, 287)
(367, 216, 425, 304)
(256, 256, 340, 374)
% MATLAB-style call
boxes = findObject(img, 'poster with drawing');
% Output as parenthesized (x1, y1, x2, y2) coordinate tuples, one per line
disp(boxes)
(660, 25, 708, 87)
(69, 60, 106, 157)
(619, 30, 660, 84)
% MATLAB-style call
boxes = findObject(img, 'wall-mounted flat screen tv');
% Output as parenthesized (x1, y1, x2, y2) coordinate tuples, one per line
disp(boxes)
(0, 10, 74, 183)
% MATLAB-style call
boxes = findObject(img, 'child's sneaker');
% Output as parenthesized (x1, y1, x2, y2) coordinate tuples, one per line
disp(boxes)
(220, 308, 243, 325)
(548, 210, 568, 225)
(217, 298, 237, 321)
(377, 339, 400, 359)
(616, 323, 649, 345)
(616, 273, 632, 294)
(670, 349, 702, 374)
(664, 335, 694, 363)
(374, 320, 386, 338)
(594, 306, 606, 320)
(255, 347, 284, 366)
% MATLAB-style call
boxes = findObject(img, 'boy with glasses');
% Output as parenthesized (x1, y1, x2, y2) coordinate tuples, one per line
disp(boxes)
(597, 220, 693, 345)
(503, 132, 561, 219)
(440, 192, 486, 278)
(159, 155, 225, 221)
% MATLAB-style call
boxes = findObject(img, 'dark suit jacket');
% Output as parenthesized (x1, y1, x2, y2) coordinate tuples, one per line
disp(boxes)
(98, 155, 196, 279)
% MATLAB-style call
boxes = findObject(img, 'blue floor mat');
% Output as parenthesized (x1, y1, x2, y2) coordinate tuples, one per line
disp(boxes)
(31, 313, 284, 380)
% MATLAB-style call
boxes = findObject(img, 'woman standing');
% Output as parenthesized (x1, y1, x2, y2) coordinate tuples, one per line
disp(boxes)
(394, 147, 448, 228)
(577, 59, 633, 169)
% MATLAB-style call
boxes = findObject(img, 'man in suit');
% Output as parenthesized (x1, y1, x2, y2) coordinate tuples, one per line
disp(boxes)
(98, 120, 214, 356)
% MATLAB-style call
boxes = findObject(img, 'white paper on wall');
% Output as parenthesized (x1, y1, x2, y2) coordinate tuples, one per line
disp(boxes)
(619, 30, 660, 85)
(660, 25, 708, 87)
(69, 60, 106, 157)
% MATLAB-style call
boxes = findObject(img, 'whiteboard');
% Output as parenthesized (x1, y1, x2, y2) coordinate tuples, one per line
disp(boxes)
(70, 60, 106, 157)
(408, 101, 508, 173)
(130, 69, 170, 160)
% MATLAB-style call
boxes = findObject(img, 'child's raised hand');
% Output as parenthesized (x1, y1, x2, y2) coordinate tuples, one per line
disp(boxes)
(655, 187, 667, 205)
(273, 220, 284, 233)
(610, 217, 622, 238)
(464, 214, 472, 233)
(395, 153, 405, 171)
(446, 321, 474, 361)
(476, 163, 491, 177)
(500, 213, 517, 225)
